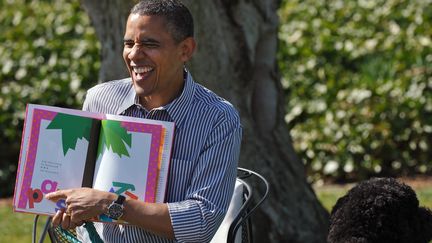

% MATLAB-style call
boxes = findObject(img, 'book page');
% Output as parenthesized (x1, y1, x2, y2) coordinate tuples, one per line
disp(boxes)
(104, 114, 175, 203)
(92, 119, 169, 223)
(155, 125, 174, 202)
(92, 120, 163, 202)
(13, 105, 99, 215)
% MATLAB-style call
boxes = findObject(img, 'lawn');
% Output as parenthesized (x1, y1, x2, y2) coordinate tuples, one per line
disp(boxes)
(0, 199, 50, 242)
(314, 179, 432, 212)
(1, 179, 431, 241)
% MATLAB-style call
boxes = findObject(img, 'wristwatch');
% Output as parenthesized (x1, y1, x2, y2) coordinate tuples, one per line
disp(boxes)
(106, 195, 125, 220)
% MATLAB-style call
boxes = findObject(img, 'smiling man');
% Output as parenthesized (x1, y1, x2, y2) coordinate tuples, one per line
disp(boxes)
(123, 9, 194, 111)
(45, 1, 242, 242)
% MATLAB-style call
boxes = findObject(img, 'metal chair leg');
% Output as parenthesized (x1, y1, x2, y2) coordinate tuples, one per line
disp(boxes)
(39, 217, 52, 243)
(33, 215, 53, 243)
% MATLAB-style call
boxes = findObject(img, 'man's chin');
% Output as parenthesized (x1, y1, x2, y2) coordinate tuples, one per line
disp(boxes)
(133, 85, 147, 95)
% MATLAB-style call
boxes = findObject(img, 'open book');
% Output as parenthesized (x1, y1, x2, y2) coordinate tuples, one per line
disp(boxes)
(13, 104, 174, 223)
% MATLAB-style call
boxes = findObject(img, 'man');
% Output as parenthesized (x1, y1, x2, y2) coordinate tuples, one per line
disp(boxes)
(45, 1, 242, 242)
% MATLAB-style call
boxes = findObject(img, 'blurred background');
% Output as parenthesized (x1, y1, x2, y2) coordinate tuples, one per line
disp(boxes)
(0, 0, 431, 241)
(0, 0, 100, 197)
(279, 0, 432, 185)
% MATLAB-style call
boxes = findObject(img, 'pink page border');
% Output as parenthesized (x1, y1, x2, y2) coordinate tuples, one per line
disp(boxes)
(17, 109, 57, 209)
(120, 121, 163, 203)
(13, 104, 30, 209)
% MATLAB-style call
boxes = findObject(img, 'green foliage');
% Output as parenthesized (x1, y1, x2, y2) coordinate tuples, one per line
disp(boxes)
(279, 0, 432, 182)
(47, 113, 94, 155)
(0, 0, 100, 197)
(98, 120, 132, 158)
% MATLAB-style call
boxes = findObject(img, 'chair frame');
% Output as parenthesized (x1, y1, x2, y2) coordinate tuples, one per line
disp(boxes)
(32, 167, 269, 243)
(227, 167, 270, 243)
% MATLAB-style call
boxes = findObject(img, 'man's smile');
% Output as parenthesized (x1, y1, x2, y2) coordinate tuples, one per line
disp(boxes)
(132, 65, 154, 81)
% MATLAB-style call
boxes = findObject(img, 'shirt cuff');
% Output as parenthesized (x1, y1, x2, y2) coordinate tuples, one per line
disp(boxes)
(168, 200, 222, 242)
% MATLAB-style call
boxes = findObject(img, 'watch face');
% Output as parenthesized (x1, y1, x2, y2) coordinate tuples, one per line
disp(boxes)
(107, 203, 124, 220)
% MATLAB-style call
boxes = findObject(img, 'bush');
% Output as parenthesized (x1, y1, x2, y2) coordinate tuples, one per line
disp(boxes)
(279, 0, 432, 182)
(0, 0, 100, 197)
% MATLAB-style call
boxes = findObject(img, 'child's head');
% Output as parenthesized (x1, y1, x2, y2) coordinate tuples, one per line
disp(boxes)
(328, 177, 432, 243)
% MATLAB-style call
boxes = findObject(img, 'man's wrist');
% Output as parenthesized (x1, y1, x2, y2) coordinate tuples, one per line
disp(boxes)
(105, 194, 126, 220)
(100, 192, 119, 214)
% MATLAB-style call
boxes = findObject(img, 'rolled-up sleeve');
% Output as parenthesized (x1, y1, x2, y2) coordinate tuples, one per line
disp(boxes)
(168, 118, 242, 243)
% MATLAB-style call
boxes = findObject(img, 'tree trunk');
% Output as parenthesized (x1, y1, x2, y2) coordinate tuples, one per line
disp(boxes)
(80, 0, 329, 242)
(80, 0, 132, 82)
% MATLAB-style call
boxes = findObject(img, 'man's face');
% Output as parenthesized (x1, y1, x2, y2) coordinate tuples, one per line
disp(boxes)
(123, 14, 193, 107)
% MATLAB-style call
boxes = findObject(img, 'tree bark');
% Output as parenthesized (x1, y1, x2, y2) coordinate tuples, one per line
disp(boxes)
(81, 0, 329, 242)
(80, 0, 133, 82)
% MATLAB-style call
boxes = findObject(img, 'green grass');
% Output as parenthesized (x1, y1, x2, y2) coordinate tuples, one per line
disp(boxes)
(1, 185, 431, 241)
(315, 184, 432, 212)
(314, 184, 354, 212)
(0, 203, 50, 242)
(417, 187, 432, 208)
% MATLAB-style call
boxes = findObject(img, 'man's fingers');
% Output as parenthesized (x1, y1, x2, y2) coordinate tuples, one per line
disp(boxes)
(45, 190, 68, 201)
(70, 210, 81, 224)
(61, 211, 72, 229)
(52, 209, 64, 228)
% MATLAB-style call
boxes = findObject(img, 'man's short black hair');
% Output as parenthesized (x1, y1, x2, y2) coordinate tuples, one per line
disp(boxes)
(328, 177, 432, 243)
(130, 0, 194, 43)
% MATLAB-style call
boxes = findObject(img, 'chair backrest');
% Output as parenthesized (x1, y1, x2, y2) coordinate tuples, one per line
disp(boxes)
(33, 167, 269, 243)
(211, 180, 244, 243)
(211, 167, 270, 243)
(229, 167, 270, 243)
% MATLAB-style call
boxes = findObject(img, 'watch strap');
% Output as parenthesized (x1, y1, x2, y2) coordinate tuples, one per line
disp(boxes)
(105, 194, 126, 220)
(115, 195, 126, 205)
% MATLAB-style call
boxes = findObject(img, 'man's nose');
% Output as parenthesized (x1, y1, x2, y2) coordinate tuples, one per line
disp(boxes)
(128, 45, 143, 60)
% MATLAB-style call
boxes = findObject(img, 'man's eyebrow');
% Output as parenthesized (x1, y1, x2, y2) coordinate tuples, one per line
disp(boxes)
(123, 38, 160, 44)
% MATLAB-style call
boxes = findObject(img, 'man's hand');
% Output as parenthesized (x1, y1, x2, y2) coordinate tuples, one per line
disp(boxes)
(46, 188, 175, 239)
(45, 188, 116, 229)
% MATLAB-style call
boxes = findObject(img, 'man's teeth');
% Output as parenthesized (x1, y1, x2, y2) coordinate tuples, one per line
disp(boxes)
(133, 67, 153, 74)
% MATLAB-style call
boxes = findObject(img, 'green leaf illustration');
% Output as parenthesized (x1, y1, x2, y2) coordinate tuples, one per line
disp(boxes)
(97, 120, 132, 158)
(46, 113, 94, 155)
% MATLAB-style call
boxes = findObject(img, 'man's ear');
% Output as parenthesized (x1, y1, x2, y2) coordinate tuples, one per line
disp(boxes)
(179, 37, 196, 62)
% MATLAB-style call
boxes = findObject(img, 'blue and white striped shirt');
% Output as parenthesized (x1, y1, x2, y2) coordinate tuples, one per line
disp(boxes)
(79, 71, 242, 243)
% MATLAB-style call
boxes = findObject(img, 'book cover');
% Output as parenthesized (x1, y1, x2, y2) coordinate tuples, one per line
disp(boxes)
(13, 104, 174, 223)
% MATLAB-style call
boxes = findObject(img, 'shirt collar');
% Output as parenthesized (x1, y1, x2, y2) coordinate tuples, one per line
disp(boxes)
(165, 70, 195, 129)
(116, 70, 195, 129)
(115, 79, 136, 115)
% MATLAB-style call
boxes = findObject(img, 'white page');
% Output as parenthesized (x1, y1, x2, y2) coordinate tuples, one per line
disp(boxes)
(14, 119, 88, 215)
(104, 114, 175, 203)
(92, 131, 152, 201)
(14, 104, 99, 215)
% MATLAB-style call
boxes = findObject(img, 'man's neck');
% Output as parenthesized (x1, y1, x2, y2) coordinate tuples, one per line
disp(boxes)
(138, 73, 186, 111)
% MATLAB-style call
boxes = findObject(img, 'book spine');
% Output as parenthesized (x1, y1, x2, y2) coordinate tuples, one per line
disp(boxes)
(81, 119, 101, 188)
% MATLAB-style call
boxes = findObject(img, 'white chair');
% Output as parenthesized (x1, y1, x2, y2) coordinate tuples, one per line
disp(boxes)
(211, 180, 244, 243)
(212, 167, 270, 243)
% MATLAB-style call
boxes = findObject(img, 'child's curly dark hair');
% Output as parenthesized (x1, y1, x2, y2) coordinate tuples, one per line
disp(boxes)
(327, 177, 432, 243)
